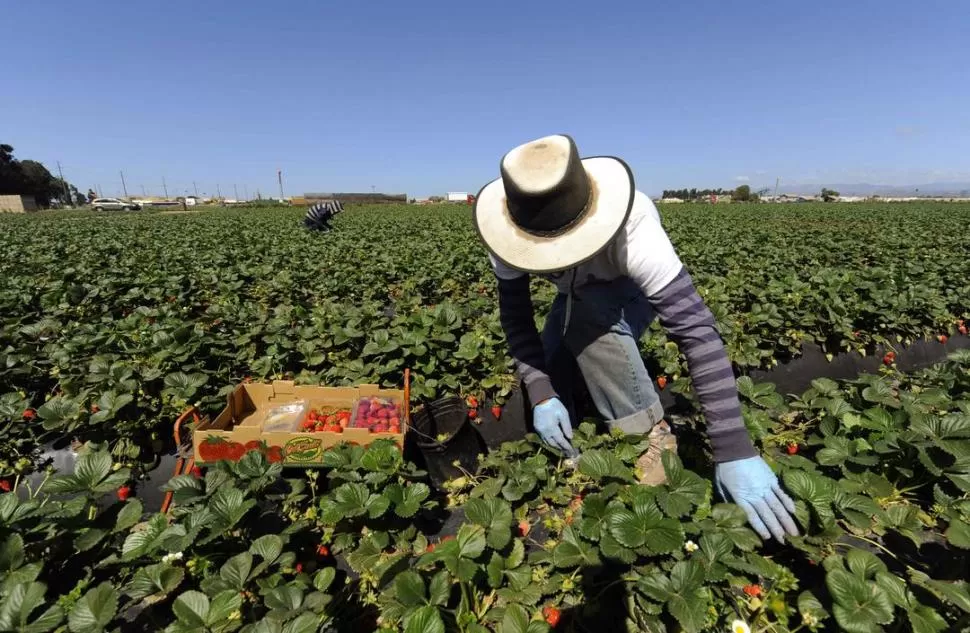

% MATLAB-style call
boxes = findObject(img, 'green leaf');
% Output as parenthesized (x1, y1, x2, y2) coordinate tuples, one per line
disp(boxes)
(579, 449, 631, 481)
(208, 590, 243, 623)
(113, 499, 143, 533)
(908, 604, 947, 633)
(394, 571, 427, 607)
(846, 548, 886, 579)
(122, 513, 169, 560)
(219, 552, 253, 590)
(608, 502, 683, 554)
(945, 517, 970, 549)
(552, 526, 601, 568)
(404, 605, 445, 633)
(125, 563, 185, 602)
(0, 582, 64, 633)
(36, 396, 80, 429)
(313, 568, 336, 593)
(499, 603, 533, 633)
(264, 586, 303, 612)
(172, 590, 209, 627)
(249, 534, 284, 562)
(827, 569, 893, 633)
(667, 586, 710, 633)
(428, 571, 451, 606)
(388, 483, 431, 518)
(797, 591, 829, 624)
(465, 497, 514, 549)
(0, 534, 25, 572)
(68, 582, 118, 633)
(657, 452, 708, 517)
(910, 573, 970, 613)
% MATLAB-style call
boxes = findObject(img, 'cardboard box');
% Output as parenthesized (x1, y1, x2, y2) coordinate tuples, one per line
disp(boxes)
(193, 378, 409, 466)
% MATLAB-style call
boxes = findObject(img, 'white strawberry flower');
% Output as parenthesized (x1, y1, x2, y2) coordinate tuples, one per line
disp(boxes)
(731, 620, 751, 633)
(684, 540, 699, 553)
(162, 551, 184, 564)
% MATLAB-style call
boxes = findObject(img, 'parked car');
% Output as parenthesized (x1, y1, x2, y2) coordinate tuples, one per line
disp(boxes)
(91, 198, 141, 211)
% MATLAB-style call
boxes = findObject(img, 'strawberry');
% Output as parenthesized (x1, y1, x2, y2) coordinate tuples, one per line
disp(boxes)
(190, 466, 203, 478)
(786, 443, 799, 455)
(542, 605, 561, 628)
(22, 409, 35, 420)
(0, 480, 11, 492)
(518, 520, 530, 537)
(491, 405, 502, 419)
(938, 334, 948, 344)
(742, 584, 762, 597)
(198, 437, 227, 462)
(960, 325, 969, 336)
(117, 485, 131, 501)
(883, 351, 896, 366)
(225, 442, 246, 461)
(468, 408, 478, 420)
(295, 563, 303, 573)
(266, 446, 283, 463)
(244, 440, 262, 453)
(426, 544, 436, 554)
(91, 404, 100, 414)
(467, 396, 479, 408)
(657, 376, 667, 390)
(389, 424, 401, 434)
(316, 544, 330, 558)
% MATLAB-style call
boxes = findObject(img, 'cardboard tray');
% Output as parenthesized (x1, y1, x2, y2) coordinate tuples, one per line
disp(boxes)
(192, 375, 409, 466)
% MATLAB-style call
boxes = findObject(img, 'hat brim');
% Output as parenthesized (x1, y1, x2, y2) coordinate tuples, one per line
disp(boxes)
(473, 156, 634, 275)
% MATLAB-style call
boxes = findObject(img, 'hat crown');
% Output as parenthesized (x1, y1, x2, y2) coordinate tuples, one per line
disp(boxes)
(500, 134, 591, 236)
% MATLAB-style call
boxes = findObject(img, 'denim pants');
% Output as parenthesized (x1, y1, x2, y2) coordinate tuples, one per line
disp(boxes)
(541, 276, 665, 434)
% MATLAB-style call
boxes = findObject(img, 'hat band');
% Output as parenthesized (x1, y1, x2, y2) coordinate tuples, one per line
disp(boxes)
(516, 181, 594, 237)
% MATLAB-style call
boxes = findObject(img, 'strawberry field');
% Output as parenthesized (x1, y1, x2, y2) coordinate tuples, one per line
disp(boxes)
(1, 202, 969, 632)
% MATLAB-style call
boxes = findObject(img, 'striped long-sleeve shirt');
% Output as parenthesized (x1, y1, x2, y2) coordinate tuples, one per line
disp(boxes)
(304, 200, 344, 229)
(491, 191, 757, 463)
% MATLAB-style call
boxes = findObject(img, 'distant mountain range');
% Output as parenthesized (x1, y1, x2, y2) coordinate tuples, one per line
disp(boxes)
(774, 182, 970, 197)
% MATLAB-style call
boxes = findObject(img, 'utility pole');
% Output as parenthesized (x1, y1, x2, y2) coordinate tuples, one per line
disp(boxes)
(193, 181, 198, 197)
(56, 161, 71, 206)
(120, 170, 129, 199)
(244, 185, 249, 201)
(97, 184, 103, 198)
(774, 177, 780, 198)
(216, 184, 221, 199)
(233, 184, 239, 201)
(277, 169, 284, 200)
(141, 185, 146, 197)
(162, 176, 169, 199)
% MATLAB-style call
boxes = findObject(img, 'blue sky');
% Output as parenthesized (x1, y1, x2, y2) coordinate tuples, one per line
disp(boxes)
(4, 0, 969, 198)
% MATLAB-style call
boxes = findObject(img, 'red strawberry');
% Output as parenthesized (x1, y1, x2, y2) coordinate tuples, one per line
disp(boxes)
(225, 442, 246, 461)
(426, 544, 436, 554)
(938, 334, 948, 344)
(266, 446, 283, 463)
(295, 563, 303, 573)
(117, 485, 131, 501)
(468, 408, 478, 420)
(0, 480, 11, 492)
(543, 605, 561, 628)
(91, 404, 100, 414)
(883, 351, 896, 366)
(743, 584, 762, 597)
(198, 437, 227, 462)
(960, 325, 968, 336)
(491, 405, 502, 419)
(467, 396, 479, 408)
(244, 440, 262, 453)
(316, 545, 330, 557)
(518, 520, 530, 537)
(22, 409, 35, 420)
(190, 466, 203, 478)
(786, 443, 799, 455)
(657, 376, 667, 390)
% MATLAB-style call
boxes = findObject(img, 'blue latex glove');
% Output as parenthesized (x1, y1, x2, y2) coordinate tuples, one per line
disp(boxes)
(532, 398, 574, 453)
(715, 456, 799, 543)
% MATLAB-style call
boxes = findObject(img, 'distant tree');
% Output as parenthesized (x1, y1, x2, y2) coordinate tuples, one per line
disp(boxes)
(0, 144, 82, 207)
(820, 188, 840, 202)
(732, 184, 752, 201)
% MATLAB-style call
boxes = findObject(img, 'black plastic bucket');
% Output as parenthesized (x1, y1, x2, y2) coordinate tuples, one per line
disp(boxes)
(411, 396, 484, 488)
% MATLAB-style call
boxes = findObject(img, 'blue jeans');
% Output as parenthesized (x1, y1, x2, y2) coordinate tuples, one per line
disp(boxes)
(541, 276, 665, 434)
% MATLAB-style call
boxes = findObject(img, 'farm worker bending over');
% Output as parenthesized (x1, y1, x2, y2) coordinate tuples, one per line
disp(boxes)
(473, 135, 798, 543)
(304, 200, 344, 232)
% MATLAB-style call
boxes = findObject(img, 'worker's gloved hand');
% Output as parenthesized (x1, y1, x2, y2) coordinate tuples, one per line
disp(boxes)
(532, 398, 574, 453)
(715, 456, 799, 543)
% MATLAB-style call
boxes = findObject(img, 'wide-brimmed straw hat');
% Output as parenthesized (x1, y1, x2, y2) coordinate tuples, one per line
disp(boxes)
(474, 134, 634, 274)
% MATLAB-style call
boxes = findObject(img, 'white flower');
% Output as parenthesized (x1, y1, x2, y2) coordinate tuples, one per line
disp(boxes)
(684, 540, 699, 553)
(162, 552, 184, 564)
(731, 620, 751, 633)
(803, 614, 819, 627)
